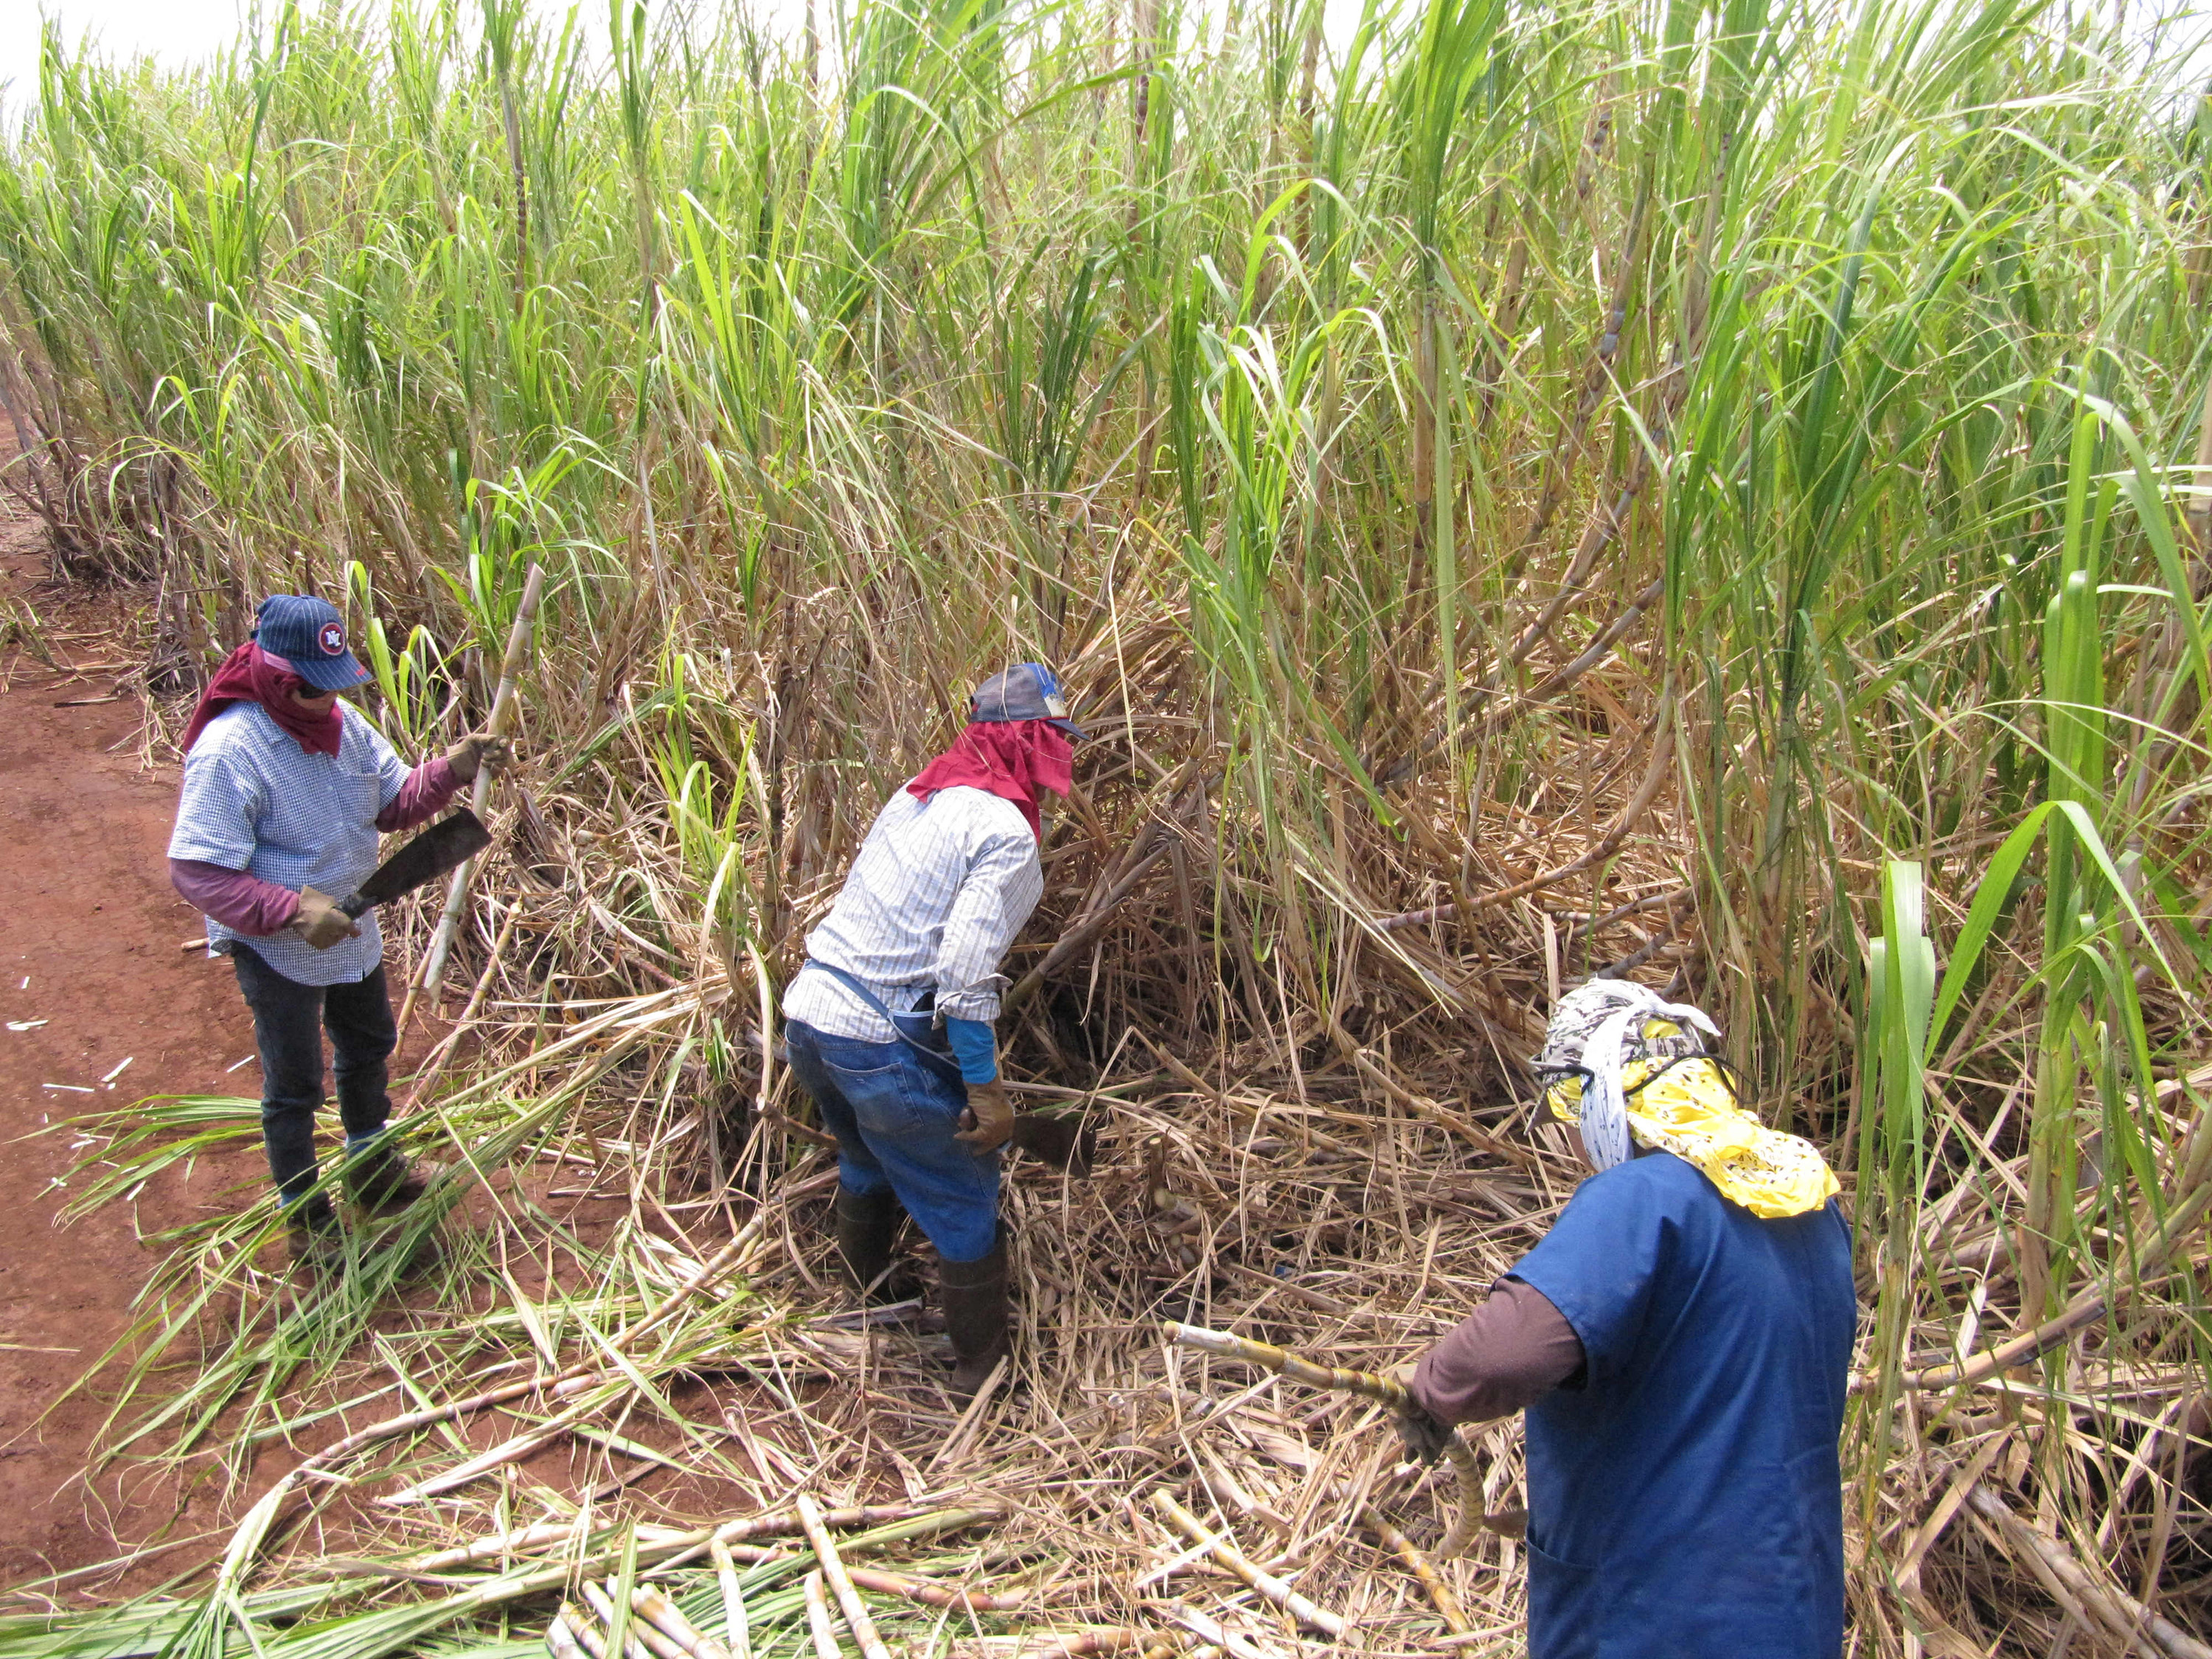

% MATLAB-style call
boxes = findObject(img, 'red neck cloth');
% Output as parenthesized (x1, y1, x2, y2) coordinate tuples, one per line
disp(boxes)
(908, 720, 1073, 840)
(181, 644, 345, 757)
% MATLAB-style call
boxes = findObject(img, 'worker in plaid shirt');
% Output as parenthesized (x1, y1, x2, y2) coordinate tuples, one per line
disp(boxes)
(782, 664, 1083, 1400)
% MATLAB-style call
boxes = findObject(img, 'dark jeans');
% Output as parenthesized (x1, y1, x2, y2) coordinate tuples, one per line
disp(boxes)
(232, 943, 397, 1216)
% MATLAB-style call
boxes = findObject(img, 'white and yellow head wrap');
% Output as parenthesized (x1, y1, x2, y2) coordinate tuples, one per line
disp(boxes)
(1532, 981, 1839, 1220)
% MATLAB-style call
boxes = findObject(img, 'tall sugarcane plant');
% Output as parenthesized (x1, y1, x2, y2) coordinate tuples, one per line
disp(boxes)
(1390, 0, 1503, 763)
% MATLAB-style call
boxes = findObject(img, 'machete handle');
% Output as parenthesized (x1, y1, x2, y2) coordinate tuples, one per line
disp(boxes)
(338, 891, 374, 919)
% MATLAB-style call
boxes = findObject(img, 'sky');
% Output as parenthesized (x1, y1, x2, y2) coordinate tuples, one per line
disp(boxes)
(0, 0, 804, 118)
(4, 0, 2208, 125)
(1, 0, 248, 114)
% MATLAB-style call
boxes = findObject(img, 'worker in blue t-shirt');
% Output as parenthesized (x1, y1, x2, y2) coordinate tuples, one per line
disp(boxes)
(1397, 980, 1859, 1659)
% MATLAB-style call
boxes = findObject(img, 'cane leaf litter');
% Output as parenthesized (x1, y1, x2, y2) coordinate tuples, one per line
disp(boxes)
(0, 0, 2209, 1651)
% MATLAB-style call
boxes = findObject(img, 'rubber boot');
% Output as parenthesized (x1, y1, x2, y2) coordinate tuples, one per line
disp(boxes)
(345, 1144, 437, 1214)
(287, 1201, 345, 1276)
(834, 1186, 905, 1301)
(939, 1235, 1009, 1402)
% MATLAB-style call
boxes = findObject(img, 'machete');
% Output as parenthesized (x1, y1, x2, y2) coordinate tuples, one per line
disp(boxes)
(337, 808, 493, 919)
(1010, 1110, 1096, 1172)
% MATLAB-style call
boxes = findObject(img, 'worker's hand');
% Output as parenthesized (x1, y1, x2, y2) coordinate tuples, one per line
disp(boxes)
(954, 1078, 1016, 1152)
(444, 731, 512, 785)
(1385, 1363, 1453, 1463)
(1394, 1404, 1455, 1467)
(293, 887, 361, 950)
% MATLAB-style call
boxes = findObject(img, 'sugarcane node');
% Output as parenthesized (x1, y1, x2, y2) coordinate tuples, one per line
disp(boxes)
(1164, 1320, 1413, 1412)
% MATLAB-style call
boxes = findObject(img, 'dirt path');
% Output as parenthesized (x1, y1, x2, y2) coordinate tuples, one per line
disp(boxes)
(0, 483, 768, 1604)
(0, 499, 267, 1590)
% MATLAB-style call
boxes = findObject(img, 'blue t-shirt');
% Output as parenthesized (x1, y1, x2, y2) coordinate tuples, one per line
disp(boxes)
(1510, 1151, 1857, 1659)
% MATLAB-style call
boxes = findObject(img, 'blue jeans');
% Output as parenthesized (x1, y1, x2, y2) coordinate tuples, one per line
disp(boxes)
(783, 1019, 999, 1262)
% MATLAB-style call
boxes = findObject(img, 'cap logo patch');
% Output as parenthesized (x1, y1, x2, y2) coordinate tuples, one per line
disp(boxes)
(318, 621, 346, 657)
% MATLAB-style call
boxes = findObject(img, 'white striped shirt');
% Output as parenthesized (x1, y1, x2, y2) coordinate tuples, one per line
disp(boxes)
(782, 785, 1043, 1042)
(167, 701, 408, 986)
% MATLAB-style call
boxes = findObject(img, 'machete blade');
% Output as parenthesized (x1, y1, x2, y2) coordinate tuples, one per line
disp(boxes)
(352, 807, 493, 910)
(1011, 1110, 1096, 1173)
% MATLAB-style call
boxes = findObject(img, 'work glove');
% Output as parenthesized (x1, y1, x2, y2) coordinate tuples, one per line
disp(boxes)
(444, 731, 512, 785)
(954, 1077, 1016, 1152)
(1395, 1405, 1455, 1467)
(293, 887, 361, 950)
(1385, 1360, 1454, 1465)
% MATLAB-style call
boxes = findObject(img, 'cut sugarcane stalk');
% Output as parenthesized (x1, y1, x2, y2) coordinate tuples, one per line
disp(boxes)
(410, 561, 547, 1015)
(633, 1583, 733, 1659)
(709, 1539, 751, 1659)
(839, 1562, 1028, 1614)
(1358, 1505, 1470, 1635)
(1161, 1321, 1489, 1559)
(1150, 1491, 1344, 1638)
(796, 1495, 893, 1659)
(553, 1607, 603, 1659)
(801, 1571, 845, 1659)
(578, 1582, 653, 1659)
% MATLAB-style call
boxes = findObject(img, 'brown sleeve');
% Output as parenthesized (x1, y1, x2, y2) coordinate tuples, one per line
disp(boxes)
(1407, 1276, 1586, 1426)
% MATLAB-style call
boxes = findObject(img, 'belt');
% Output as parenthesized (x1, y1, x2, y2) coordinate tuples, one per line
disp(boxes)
(799, 959, 964, 1085)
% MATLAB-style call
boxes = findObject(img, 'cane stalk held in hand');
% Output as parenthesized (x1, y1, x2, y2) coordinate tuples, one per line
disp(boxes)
(404, 560, 548, 1033)
(1161, 1321, 1487, 1559)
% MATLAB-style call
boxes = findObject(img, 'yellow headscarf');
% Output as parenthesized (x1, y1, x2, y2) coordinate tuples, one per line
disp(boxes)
(1535, 982, 1839, 1220)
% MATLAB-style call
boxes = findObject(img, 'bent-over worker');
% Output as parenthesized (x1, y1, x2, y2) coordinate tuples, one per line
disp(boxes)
(1397, 980, 1856, 1659)
(167, 594, 507, 1273)
(781, 664, 1083, 1400)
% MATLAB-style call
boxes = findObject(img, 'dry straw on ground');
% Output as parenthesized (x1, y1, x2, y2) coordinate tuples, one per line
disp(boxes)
(7, 618, 2202, 1659)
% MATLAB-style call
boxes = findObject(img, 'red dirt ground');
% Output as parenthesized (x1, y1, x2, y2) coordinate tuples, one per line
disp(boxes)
(0, 499, 274, 1593)
(0, 487, 814, 1607)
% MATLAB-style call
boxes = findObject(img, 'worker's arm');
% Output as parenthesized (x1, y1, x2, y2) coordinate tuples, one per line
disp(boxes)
(355, 714, 420, 831)
(932, 825, 1046, 1040)
(170, 858, 300, 934)
(944, 1017, 998, 1083)
(1492, 1158, 1670, 1394)
(935, 821, 1041, 1152)
(1408, 1276, 1587, 1427)
(373, 734, 509, 834)
(167, 740, 340, 936)
(375, 755, 459, 833)
(167, 735, 276, 918)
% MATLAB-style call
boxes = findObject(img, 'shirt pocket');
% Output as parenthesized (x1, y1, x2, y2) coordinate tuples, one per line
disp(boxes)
(339, 760, 386, 818)
(1523, 1526, 1599, 1575)
(1522, 1535, 1603, 1658)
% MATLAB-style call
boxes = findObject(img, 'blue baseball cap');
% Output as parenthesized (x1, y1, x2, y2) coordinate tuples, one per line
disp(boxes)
(970, 663, 1085, 739)
(252, 594, 372, 692)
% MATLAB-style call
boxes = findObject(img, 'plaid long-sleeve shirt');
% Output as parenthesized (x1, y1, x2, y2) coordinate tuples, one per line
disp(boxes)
(782, 785, 1044, 1042)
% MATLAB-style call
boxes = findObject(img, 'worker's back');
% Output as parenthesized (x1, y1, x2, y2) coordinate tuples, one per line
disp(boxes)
(1510, 1150, 1856, 1659)
(782, 785, 1043, 1038)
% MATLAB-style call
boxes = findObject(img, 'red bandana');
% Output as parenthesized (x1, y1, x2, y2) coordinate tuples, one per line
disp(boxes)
(181, 644, 345, 757)
(907, 720, 1074, 839)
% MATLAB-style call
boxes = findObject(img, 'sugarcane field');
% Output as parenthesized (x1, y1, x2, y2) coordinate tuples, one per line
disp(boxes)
(0, 0, 2210, 1650)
